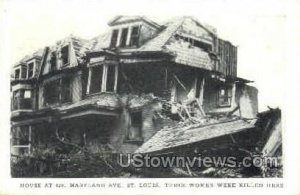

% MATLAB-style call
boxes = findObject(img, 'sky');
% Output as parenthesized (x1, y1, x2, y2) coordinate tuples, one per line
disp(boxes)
(1, 0, 288, 111)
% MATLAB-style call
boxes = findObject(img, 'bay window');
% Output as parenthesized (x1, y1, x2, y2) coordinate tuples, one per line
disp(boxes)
(87, 64, 118, 94)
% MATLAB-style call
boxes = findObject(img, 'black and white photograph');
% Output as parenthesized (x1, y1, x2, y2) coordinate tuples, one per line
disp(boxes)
(1, 0, 300, 194)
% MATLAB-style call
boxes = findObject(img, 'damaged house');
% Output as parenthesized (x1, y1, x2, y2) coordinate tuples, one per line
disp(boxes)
(11, 16, 261, 167)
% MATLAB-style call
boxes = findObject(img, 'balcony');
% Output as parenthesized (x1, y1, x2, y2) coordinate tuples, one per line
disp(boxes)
(12, 97, 33, 111)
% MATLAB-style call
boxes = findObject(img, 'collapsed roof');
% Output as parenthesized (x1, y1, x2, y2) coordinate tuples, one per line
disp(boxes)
(13, 16, 239, 79)
(135, 118, 257, 154)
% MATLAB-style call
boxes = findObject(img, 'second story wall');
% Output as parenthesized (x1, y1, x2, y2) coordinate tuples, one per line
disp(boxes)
(217, 39, 237, 77)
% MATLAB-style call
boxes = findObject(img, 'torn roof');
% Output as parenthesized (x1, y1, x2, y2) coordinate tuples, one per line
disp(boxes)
(56, 93, 122, 113)
(87, 31, 111, 52)
(49, 35, 89, 60)
(136, 16, 218, 52)
(136, 17, 186, 52)
(135, 119, 256, 154)
(71, 36, 89, 59)
(14, 16, 237, 75)
(13, 16, 224, 63)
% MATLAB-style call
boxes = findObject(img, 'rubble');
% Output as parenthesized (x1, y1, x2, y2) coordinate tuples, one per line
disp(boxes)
(10, 16, 281, 178)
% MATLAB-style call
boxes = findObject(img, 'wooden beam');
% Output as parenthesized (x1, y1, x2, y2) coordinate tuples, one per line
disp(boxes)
(173, 74, 188, 93)
(231, 83, 236, 108)
(114, 65, 119, 92)
(101, 65, 107, 92)
(126, 27, 132, 46)
(11, 116, 52, 126)
(28, 125, 32, 154)
(193, 76, 198, 98)
(199, 77, 205, 105)
(116, 29, 122, 47)
(165, 66, 168, 89)
(121, 70, 134, 93)
(86, 68, 92, 94)
(60, 109, 118, 120)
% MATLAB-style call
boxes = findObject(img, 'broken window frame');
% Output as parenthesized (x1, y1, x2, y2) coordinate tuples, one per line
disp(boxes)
(217, 86, 232, 107)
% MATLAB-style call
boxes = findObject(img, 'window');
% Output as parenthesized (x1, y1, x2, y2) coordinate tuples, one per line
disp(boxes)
(110, 29, 119, 48)
(106, 65, 116, 92)
(13, 89, 24, 98)
(61, 77, 71, 103)
(89, 66, 103, 94)
(24, 90, 31, 98)
(217, 86, 232, 107)
(21, 66, 27, 79)
(127, 112, 143, 141)
(88, 64, 118, 94)
(11, 126, 32, 155)
(12, 89, 32, 110)
(61, 45, 69, 65)
(12, 126, 30, 146)
(50, 52, 57, 71)
(13, 89, 31, 99)
(120, 28, 129, 47)
(44, 78, 72, 105)
(130, 26, 140, 46)
(14, 69, 20, 79)
(44, 80, 60, 105)
(27, 62, 34, 78)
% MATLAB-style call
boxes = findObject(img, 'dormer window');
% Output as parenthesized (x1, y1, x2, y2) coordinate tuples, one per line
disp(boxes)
(14, 66, 27, 79)
(15, 69, 20, 79)
(129, 26, 140, 46)
(27, 62, 34, 78)
(110, 29, 119, 48)
(120, 28, 129, 47)
(110, 25, 141, 48)
(21, 66, 27, 79)
(61, 45, 69, 65)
